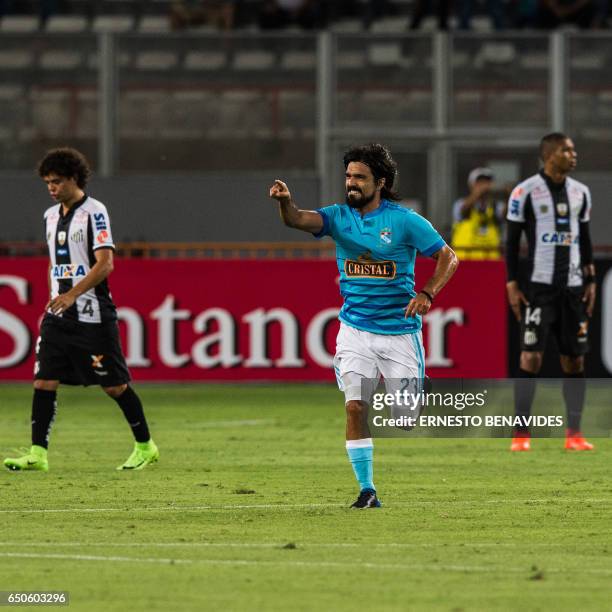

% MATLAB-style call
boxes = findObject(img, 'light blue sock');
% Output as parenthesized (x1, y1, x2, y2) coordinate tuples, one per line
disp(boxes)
(346, 440, 374, 492)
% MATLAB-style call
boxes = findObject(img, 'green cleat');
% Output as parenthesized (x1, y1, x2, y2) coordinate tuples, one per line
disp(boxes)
(117, 440, 159, 471)
(4, 445, 49, 472)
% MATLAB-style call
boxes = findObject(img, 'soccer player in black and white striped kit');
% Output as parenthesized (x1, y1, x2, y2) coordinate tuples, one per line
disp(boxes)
(4, 148, 159, 472)
(505, 133, 596, 452)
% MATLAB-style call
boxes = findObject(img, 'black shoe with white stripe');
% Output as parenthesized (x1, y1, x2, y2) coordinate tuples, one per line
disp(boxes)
(350, 489, 381, 509)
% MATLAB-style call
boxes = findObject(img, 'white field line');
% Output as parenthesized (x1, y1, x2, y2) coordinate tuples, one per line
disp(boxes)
(0, 541, 600, 550)
(0, 498, 610, 514)
(0, 551, 611, 576)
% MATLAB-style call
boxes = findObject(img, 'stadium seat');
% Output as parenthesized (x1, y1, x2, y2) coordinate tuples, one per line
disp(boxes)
(169, 90, 219, 131)
(280, 51, 316, 71)
(138, 15, 171, 32)
(336, 50, 366, 69)
(30, 89, 71, 137)
(329, 19, 362, 32)
(39, 50, 83, 70)
(75, 89, 98, 138)
(219, 90, 272, 133)
(471, 16, 493, 31)
(451, 51, 470, 68)
(232, 51, 276, 70)
(92, 15, 135, 32)
(135, 51, 178, 70)
(0, 15, 39, 32)
(0, 84, 23, 101)
(520, 53, 549, 70)
(0, 50, 34, 70)
(473, 42, 516, 68)
(368, 43, 402, 66)
(370, 17, 409, 32)
(184, 51, 227, 71)
(88, 51, 132, 69)
(361, 90, 406, 121)
(278, 90, 315, 128)
(45, 15, 89, 33)
(597, 91, 612, 119)
(570, 54, 605, 70)
(120, 90, 168, 136)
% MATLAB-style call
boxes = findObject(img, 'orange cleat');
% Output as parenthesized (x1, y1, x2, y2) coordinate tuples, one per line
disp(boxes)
(510, 433, 531, 452)
(565, 431, 594, 451)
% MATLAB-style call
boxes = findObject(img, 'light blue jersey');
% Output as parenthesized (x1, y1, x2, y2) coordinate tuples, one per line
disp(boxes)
(315, 199, 446, 335)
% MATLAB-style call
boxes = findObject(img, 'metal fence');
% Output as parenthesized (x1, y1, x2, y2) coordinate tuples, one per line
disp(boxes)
(1, 31, 611, 229)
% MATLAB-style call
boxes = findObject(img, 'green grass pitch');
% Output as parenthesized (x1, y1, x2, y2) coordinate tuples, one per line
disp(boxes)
(0, 383, 611, 611)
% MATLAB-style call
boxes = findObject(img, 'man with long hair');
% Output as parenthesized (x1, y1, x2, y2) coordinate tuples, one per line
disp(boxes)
(269, 143, 458, 508)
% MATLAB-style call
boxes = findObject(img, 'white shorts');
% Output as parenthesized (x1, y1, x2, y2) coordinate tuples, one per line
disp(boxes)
(333, 322, 425, 403)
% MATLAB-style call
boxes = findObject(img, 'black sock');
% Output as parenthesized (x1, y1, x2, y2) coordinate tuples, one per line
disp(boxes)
(113, 386, 151, 443)
(562, 373, 586, 433)
(31, 389, 57, 449)
(514, 369, 537, 434)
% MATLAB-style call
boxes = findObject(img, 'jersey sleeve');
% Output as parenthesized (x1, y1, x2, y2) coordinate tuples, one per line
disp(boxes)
(404, 211, 446, 256)
(89, 205, 115, 251)
(507, 184, 529, 223)
(312, 204, 340, 240)
(579, 187, 592, 222)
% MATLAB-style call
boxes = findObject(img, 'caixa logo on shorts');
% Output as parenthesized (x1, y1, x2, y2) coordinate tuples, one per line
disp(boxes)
(52, 264, 87, 279)
(344, 252, 396, 279)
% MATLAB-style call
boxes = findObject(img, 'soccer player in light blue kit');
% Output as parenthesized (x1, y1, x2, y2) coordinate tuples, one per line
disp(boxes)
(270, 144, 458, 508)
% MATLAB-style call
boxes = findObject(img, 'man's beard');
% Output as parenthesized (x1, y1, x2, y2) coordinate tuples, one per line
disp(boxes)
(346, 189, 375, 209)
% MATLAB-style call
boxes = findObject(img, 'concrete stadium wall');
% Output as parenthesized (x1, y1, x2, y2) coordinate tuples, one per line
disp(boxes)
(2, 172, 611, 245)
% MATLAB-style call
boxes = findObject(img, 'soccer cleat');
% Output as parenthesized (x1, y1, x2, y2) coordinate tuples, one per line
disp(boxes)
(350, 488, 381, 509)
(565, 431, 594, 451)
(4, 445, 49, 472)
(510, 433, 531, 452)
(117, 440, 159, 471)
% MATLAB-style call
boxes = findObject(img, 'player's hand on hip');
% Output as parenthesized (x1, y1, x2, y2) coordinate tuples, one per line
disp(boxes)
(405, 294, 431, 318)
(47, 293, 76, 315)
(582, 282, 596, 317)
(269, 179, 291, 204)
(506, 281, 528, 322)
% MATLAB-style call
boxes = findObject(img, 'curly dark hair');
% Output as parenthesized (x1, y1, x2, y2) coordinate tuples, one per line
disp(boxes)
(343, 143, 400, 201)
(37, 147, 91, 188)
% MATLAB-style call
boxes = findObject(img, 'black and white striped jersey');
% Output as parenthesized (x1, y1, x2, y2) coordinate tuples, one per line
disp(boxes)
(44, 195, 117, 324)
(506, 171, 591, 287)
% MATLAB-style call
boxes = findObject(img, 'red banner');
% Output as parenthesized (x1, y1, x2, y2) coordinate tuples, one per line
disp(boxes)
(0, 258, 507, 381)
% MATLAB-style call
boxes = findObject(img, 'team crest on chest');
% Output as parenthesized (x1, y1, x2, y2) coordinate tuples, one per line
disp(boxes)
(380, 228, 392, 245)
(556, 203, 568, 216)
(57, 231, 67, 245)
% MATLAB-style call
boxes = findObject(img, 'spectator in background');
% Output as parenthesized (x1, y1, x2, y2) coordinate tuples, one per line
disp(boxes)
(536, 0, 597, 27)
(457, 0, 506, 29)
(451, 167, 505, 260)
(0, 0, 57, 28)
(258, 0, 324, 29)
(409, 0, 451, 29)
(170, 0, 238, 30)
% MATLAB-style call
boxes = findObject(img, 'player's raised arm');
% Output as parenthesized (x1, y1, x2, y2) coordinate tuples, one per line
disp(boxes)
(405, 245, 459, 318)
(269, 179, 323, 234)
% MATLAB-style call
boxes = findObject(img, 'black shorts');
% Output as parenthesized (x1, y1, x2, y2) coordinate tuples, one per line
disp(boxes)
(34, 315, 131, 386)
(520, 283, 589, 356)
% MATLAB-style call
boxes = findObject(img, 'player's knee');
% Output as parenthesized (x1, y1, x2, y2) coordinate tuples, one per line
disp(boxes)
(520, 351, 542, 373)
(560, 355, 584, 374)
(33, 379, 59, 391)
(103, 384, 128, 398)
